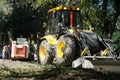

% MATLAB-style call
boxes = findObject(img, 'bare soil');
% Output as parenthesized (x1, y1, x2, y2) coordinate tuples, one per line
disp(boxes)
(0, 59, 120, 80)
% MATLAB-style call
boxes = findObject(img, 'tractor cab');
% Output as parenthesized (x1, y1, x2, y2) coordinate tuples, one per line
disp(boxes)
(46, 6, 81, 35)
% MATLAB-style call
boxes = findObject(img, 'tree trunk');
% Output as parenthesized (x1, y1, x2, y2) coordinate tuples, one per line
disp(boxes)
(102, 0, 120, 38)
(110, 0, 120, 38)
(102, 0, 108, 38)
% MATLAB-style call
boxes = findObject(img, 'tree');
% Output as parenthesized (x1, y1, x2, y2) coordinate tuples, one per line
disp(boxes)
(102, 0, 108, 37)
(5, 0, 55, 39)
(110, 0, 120, 38)
(0, 0, 119, 41)
(0, 0, 12, 32)
(101, 0, 120, 38)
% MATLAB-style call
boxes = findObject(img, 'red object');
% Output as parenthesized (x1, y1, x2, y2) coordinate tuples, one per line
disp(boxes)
(14, 45, 27, 57)
(70, 11, 73, 28)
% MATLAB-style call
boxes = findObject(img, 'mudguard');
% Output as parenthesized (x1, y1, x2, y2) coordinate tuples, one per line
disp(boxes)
(41, 35, 57, 45)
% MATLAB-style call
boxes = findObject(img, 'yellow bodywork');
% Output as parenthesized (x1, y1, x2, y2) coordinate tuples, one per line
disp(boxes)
(68, 28, 74, 33)
(81, 48, 88, 56)
(48, 5, 80, 13)
(41, 35, 57, 45)
(57, 41, 65, 58)
(101, 48, 109, 56)
(40, 46, 46, 60)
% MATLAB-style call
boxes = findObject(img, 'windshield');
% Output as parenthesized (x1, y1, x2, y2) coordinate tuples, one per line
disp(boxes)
(47, 10, 81, 34)
(57, 11, 81, 28)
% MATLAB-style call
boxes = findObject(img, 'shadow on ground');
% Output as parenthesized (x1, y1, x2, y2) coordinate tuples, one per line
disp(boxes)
(1, 67, 120, 80)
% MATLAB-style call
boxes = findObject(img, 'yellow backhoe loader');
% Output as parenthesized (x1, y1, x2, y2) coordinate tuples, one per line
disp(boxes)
(37, 1, 117, 68)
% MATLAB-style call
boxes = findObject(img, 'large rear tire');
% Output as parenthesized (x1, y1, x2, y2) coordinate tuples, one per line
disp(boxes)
(39, 40, 54, 65)
(54, 35, 76, 66)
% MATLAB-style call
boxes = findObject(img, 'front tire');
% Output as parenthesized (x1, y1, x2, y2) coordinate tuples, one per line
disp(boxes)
(39, 40, 54, 65)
